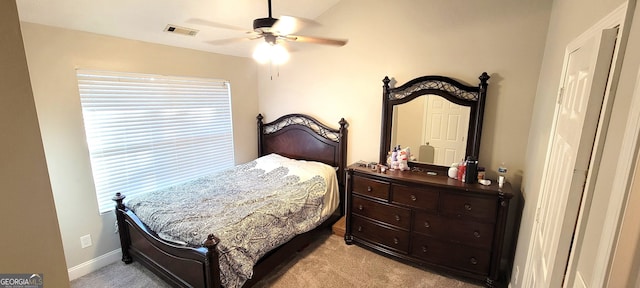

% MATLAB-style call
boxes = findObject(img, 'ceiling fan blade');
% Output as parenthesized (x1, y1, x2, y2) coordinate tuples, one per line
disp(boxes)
(272, 15, 320, 35)
(287, 35, 348, 46)
(186, 18, 248, 32)
(206, 35, 263, 46)
(205, 37, 249, 46)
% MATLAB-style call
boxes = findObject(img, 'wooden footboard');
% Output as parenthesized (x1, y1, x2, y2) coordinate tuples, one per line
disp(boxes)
(115, 192, 340, 288)
(114, 193, 221, 287)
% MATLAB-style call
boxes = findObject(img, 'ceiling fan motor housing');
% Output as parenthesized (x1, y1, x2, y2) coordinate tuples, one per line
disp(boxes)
(253, 17, 278, 32)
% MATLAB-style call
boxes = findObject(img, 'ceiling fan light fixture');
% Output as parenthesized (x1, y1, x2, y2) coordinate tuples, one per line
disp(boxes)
(253, 42, 289, 65)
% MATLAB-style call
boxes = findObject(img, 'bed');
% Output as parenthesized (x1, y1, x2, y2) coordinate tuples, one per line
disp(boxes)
(112, 113, 348, 288)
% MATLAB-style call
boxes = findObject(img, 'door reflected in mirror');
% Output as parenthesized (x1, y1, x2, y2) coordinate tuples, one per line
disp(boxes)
(391, 95, 470, 166)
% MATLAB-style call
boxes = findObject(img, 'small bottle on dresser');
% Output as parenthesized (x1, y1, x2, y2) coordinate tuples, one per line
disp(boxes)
(498, 162, 507, 188)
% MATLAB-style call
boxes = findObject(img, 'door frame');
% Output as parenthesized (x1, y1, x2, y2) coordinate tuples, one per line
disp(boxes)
(563, 2, 634, 287)
(521, 2, 631, 287)
(604, 72, 640, 286)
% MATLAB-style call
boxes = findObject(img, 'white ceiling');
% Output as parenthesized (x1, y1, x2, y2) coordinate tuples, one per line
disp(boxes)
(16, 0, 342, 58)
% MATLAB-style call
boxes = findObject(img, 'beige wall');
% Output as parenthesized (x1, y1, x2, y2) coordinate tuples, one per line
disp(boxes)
(257, 0, 552, 192)
(0, 1, 69, 287)
(19, 23, 258, 271)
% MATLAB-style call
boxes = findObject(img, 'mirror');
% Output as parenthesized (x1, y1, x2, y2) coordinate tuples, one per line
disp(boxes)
(379, 73, 490, 168)
(392, 95, 471, 165)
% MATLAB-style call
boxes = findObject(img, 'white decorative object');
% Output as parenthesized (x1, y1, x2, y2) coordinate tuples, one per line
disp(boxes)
(448, 167, 458, 178)
(398, 147, 411, 171)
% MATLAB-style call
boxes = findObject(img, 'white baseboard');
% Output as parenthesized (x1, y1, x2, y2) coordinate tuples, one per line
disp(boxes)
(67, 249, 122, 280)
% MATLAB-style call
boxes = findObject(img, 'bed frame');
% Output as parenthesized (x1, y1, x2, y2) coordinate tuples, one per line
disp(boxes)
(113, 113, 348, 288)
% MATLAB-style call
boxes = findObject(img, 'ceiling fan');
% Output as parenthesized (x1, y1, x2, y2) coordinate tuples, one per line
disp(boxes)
(189, 0, 347, 63)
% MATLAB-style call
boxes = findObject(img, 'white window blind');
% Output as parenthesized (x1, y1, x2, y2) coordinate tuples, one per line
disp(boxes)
(76, 70, 234, 214)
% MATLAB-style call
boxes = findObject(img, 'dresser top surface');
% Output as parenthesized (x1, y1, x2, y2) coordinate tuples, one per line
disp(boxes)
(348, 164, 514, 198)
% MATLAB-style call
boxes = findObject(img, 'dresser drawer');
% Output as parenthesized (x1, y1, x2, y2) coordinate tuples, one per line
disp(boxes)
(440, 193, 497, 223)
(391, 184, 439, 211)
(352, 175, 390, 201)
(352, 215, 409, 254)
(411, 235, 491, 275)
(352, 195, 411, 230)
(413, 211, 495, 249)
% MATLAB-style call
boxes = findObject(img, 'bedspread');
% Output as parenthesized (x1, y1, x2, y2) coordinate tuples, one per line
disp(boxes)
(126, 154, 338, 288)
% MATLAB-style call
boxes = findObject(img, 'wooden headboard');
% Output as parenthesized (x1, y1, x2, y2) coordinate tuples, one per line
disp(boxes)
(257, 113, 348, 191)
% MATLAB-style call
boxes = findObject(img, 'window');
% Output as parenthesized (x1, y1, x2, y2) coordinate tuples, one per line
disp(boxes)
(77, 70, 234, 213)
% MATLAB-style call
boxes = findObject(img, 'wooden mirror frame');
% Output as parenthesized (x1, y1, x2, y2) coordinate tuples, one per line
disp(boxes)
(379, 72, 490, 167)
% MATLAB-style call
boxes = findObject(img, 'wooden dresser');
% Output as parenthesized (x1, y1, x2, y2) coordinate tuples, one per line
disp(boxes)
(345, 164, 514, 287)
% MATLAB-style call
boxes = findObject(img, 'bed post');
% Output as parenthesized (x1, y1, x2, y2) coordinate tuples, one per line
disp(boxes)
(338, 118, 348, 215)
(203, 234, 222, 288)
(113, 193, 132, 264)
(257, 114, 264, 156)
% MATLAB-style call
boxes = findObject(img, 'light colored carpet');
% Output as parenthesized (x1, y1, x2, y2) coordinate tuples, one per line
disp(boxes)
(71, 231, 482, 288)
(71, 260, 171, 288)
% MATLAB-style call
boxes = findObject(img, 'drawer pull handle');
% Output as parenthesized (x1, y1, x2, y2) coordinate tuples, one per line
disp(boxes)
(422, 246, 428, 253)
(470, 257, 478, 265)
(410, 195, 417, 201)
(357, 226, 363, 232)
(464, 203, 472, 211)
(395, 215, 401, 221)
(474, 231, 481, 238)
(393, 237, 399, 245)
(358, 205, 363, 211)
(367, 186, 373, 192)
(424, 221, 431, 228)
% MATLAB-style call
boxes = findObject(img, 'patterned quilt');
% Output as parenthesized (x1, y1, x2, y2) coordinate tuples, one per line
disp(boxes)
(126, 154, 339, 288)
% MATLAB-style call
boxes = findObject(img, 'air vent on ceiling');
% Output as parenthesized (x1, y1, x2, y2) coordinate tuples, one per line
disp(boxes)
(163, 24, 199, 36)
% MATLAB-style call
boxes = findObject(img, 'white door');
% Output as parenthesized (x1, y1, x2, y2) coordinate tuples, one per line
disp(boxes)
(423, 96, 470, 165)
(524, 28, 617, 288)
